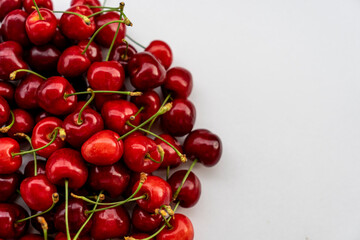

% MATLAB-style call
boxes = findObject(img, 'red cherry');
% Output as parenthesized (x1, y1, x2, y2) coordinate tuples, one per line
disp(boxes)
(109, 43, 137, 72)
(46, 148, 88, 189)
(55, 232, 91, 240)
(0, 137, 21, 174)
(57, 46, 91, 78)
(184, 129, 222, 167)
(25, 8, 57, 45)
(31, 209, 56, 234)
(0, 41, 28, 81)
(128, 52, 166, 90)
(14, 74, 44, 109)
(0, 82, 15, 102)
(155, 134, 183, 169)
(59, 5, 95, 41)
(156, 214, 194, 240)
(36, 76, 77, 115)
(81, 130, 123, 166)
(162, 67, 193, 99)
(0, 0, 22, 21)
(87, 61, 125, 91)
(0, 96, 10, 126)
(0, 203, 28, 239)
(51, 26, 71, 51)
(131, 90, 161, 121)
(1, 9, 30, 47)
(101, 99, 141, 135)
(35, 111, 53, 122)
(90, 205, 130, 240)
(94, 11, 126, 48)
(23, 0, 53, 14)
(6, 109, 35, 138)
(145, 40, 173, 70)
(70, 0, 101, 14)
(20, 174, 57, 211)
(161, 99, 196, 136)
(78, 40, 102, 63)
(131, 233, 153, 239)
(27, 44, 61, 74)
(24, 159, 47, 178)
(0, 172, 21, 202)
(94, 90, 127, 112)
(133, 175, 172, 213)
(132, 205, 162, 232)
(19, 234, 44, 240)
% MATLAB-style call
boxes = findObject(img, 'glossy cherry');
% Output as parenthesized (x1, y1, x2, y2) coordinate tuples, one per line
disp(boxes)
(70, 0, 101, 14)
(14, 74, 44, 109)
(35, 111, 53, 122)
(0, 172, 21, 202)
(145, 40, 173, 70)
(131, 90, 161, 121)
(109, 43, 137, 72)
(78, 40, 102, 63)
(0, 41, 28, 81)
(0, 96, 10, 126)
(161, 98, 196, 137)
(57, 46, 91, 78)
(162, 67, 193, 99)
(24, 160, 47, 178)
(184, 129, 222, 167)
(0, 137, 21, 174)
(23, 0, 53, 14)
(94, 11, 126, 48)
(51, 26, 71, 51)
(25, 8, 57, 45)
(132, 205, 162, 232)
(0, 203, 28, 239)
(1, 9, 30, 47)
(6, 109, 34, 138)
(27, 44, 61, 74)
(87, 61, 125, 91)
(94, 90, 126, 111)
(0, 0, 22, 21)
(19, 234, 44, 240)
(55, 232, 91, 240)
(155, 134, 183, 168)
(0, 82, 15, 102)
(128, 52, 166, 90)
(156, 214, 194, 240)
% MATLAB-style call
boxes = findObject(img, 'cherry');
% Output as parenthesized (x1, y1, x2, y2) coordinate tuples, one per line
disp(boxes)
(129, 233, 152, 239)
(154, 134, 183, 169)
(70, 0, 101, 14)
(27, 44, 61, 74)
(78, 40, 102, 63)
(55, 232, 91, 240)
(87, 61, 125, 91)
(101, 99, 141, 135)
(35, 111, 53, 122)
(91, 205, 130, 240)
(25, 8, 57, 45)
(31, 209, 56, 234)
(156, 214, 194, 240)
(0, 203, 28, 239)
(145, 40, 173, 70)
(1, 9, 30, 47)
(131, 90, 161, 121)
(94, 90, 126, 112)
(24, 159, 47, 178)
(0, 41, 28, 81)
(23, 0, 53, 14)
(57, 46, 91, 78)
(128, 52, 166, 90)
(184, 129, 222, 167)
(81, 130, 123, 165)
(6, 109, 34, 138)
(37, 76, 77, 115)
(19, 234, 44, 240)
(132, 175, 172, 213)
(109, 42, 137, 72)
(0, 137, 21, 174)
(132, 205, 162, 232)
(14, 74, 44, 109)
(162, 67, 193, 99)
(0, 172, 21, 202)
(94, 11, 126, 48)
(161, 99, 196, 137)
(0, 0, 22, 21)
(0, 82, 15, 102)
(51, 26, 71, 51)
(0, 96, 10, 126)
(59, 5, 95, 41)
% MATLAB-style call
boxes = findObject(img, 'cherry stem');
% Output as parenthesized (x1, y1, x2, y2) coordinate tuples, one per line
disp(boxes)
(16, 193, 59, 223)
(166, 166, 170, 181)
(14, 133, 38, 176)
(64, 90, 141, 98)
(65, 179, 71, 240)
(147, 94, 171, 132)
(87, 9, 118, 18)
(121, 39, 129, 60)
(32, 0, 43, 20)
(125, 35, 146, 49)
(10, 69, 47, 81)
(0, 110, 14, 133)
(52, 11, 91, 25)
(129, 106, 144, 121)
(37, 217, 48, 240)
(77, 88, 95, 125)
(145, 152, 162, 164)
(173, 159, 198, 201)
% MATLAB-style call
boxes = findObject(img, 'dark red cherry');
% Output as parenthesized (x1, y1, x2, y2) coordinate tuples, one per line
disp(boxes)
(155, 134, 183, 169)
(78, 40, 102, 63)
(0, 96, 10, 126)
(132, 175, 172, 213)
(0, 41, 28, 81)
(19, 234, 44, 240)
(20, 174, 57, 211)
(145, 40, 173, 70)
(91, 205, 130, 240)
(161, 99, 196, 137)
(59, 5, 95, 41)
(109, 43, 137, 72)
(51, 26, 71, 51)
(130, 233, 152, 239)
(156, 214, 194, 240)
(31, 209, 56, 234)
(1, 9, 30, 47)
(162, 67, 193, 99)
(23, 0, 53, 14)
(25, 8, 57, 45)
(57, 46, 91, 78)
(81, 130, 123, 166)
(94, 11, 126, 48)
(0, 203, 28, 239)
(184, 129, 222, 167)
(132, 205, 162, 232)
(94, 90, 126, 112)
(37, 76, 77, 115)
(0, 172, 21, 202)
(101, 100, 141, 135)
(128, 52, 166, 90)
(55, 232, 91, 240)
(35, 111, 53, 122)
(0, 138, 21, 174)
(131, 90, 161, 121)
(24, 160, 47, 178)
(88, 162, 130, 198)
(14, 74, 44, 109)
(0, 0, 22, 21)
(87, 61, 125, 91)
(70, 0, 101, 14)
(27, 44, 61, 74)
(7, 109, 35, 138)
(0, 82, 15, 102)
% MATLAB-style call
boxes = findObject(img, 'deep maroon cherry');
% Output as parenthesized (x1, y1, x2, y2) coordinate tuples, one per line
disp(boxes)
(132, 205, 162, 232)
(35, 111, 53, 122)
(23, 0, 53, 14)
(155, 134, 183, 168)
(51, 26, 71, 51)
(14, 74, 44, 109)
(87, 61, 125, 91)
(0, 0, 22, 21)
(162, 67, 193, 99)
(131, 90, 161, 121)
(128, 52, 166, 90)
(57, 46, 91, 78)
(27, 44, 61, 74)
(184, 129, 222, 167)
(0, 96, 10, 126)
(19, 233, 44, 240)
(156, 214, 194, 240)
(145, 40, 173, 70)
(78, 40, 102, 63)
(0, 172, 21, 202)
(109, 43, 137, 72)
(24, 160, 47, 178)
(7, 109, 35, 138)
(0, 82, 15, 102)
(94, 11, 126, 48)
(161, 98, 196, 136)
(70, 0, 101, 14)
(31, 209, 56, 234)
(25, 8, 57, 45)
(0, 203, 28, 239)
(1, 9, 30, 47)
(0, 137, 21, 174)
(0, 41, 28, 81)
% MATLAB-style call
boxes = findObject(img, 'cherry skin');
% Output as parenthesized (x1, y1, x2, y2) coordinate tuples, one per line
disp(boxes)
(78, 40, 102, 63)
(156, 214, 194, 240)
(31, 209, 56, 234)
(55, 232, 91, 240)
(19, 234, 44, 240)
(128, 52, 166, 90)
(1, 9, 30, 47)
(0, 172, 21, 202)
(70, 0, 101, 14)
(81, 130, 123, 166)
(36, 76, 77, 115)
(0, 138, 21, 174)
(94, 11, 126, 48)
(109, 43, 137, 72)
(0, 0, 22, 21)
(59, 5, 95, 41)
(0, 96, 10, 126)
(133, 175, 172, 213)
(91, 205, 130, 240)
(88, 162, 130, 198)
(20, 174, 57, 211)
(57, 46, 91, 78)
(0, 82, 15, 102)
(7, 109, 35, 138)
(0, 41, 28, 81)
(14, 74, 44, 109)
(162, 67, 193, 99)
(46, 148, 88, 189)
(94, 89, 126, 112)
(31, 117, 65, 158)
(131, 233, 152, 239)
(132, 205, 162, 232)
(161, 98, 196, 137)
(184, 129, 222, 167)
(27, 44, 61, 74)
(87, 61, 125, 91)
(25, 8, 57, 45)
(0, 203, 28, 239)
(101, 99, 141, 135)
(35, 111, 53, 122)
(24, 159, 47, 178)
(145, 40, 173, 70)
(23, 0, 53, 14)
(155, 134, 183, 169)
(131, 90, 161, 121)
(51, 26, 71, 51)
(123, 135, 162, 173)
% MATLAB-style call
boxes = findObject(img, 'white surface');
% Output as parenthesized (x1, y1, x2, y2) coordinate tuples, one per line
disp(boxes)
(55, 0, 360, 239)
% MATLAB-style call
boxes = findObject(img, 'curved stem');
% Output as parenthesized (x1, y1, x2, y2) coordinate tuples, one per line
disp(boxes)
(145, 153, 162, 164)
(10, 69, 47, 81)
(173, 159, 198, 200)
(32, 0, 43, 20)
(64, 90, 141, 98)
(147, 94, 171, 131)
(121, 39, 129, 60)
(77, 89, 95, 125)
(87, 9, 118, 18)
(0, 110, 14, 133)
(16, 134, 38, 176)
(105, 2, 125, 61)
(52, 11, 90, 25)
(125, 35, 146, 49)
(37, 217, 48, 240)
(130, 106, 144, 121)
(65, 180, 71, 240)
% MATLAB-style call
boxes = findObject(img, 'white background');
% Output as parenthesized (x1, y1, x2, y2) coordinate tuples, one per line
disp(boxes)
(54, 0, 360, 239)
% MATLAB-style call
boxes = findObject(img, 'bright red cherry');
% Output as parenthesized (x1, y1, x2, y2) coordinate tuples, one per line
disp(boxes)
(7, 109, 35, 138)
(78, 40, 102, 63)
(14, 74, 44, 109)
(24, 160, 47, 178)
(155, 134, 183, 169)
(162, 67, 193, 99)
(131, 90, 161, 121)
(70, 0, 101, 13)
(128, 52, 166, 90)
(27, 44, 61, 74)
(19, 234, 44, 240)
(23, 0, 53, 14)
(161, 99, 196, 137)
(57, 46, 91, 78)
(109, 43, 137, 72)
(156, 214, 194, 240)
(0, 82, 15, 102)
(0, 96, 10, 126)
(25, 8, 57, 45)
(0, 172, 21, 202)
(0, 0, 22, 21)
(0, 203, 28, 239)
(132, 205, 162, 232)
(145, 40, 173, 70)
(0, 41, 28, 81)
(1, 9, 30, 47)
(184, 129, 222, 167)
(94, 90, 126, 112)
(87, 61, 125, 91)
(0, 138, 21, 174)
(94, 11, 126, 48)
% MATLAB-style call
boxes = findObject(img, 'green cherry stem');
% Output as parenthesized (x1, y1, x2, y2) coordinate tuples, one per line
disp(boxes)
(166, 166, 170, 181)
(64, 179, 71, 240)
(32, 0, 43, 20)
(172, 159, 198, 201)
(147, 94, 172, 132)
(37, 217, 48, 240)
(125, 35, 146, 49)
(87, 9, 119, 18)
(121, 39, 130, 60)
(64, 90, 142, 98)
(77, 88, 95, 125)
(14, 133, 38, 176)
(52, 11, 91, 25)
(129, 106, 144, 121)
(105, 2, 125, 61)
(9, 69, 47, 81)
(0, 110, 14, 133)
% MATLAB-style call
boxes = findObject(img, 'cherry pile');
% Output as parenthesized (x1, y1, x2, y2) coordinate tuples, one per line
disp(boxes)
(0, 0, 222, 239)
